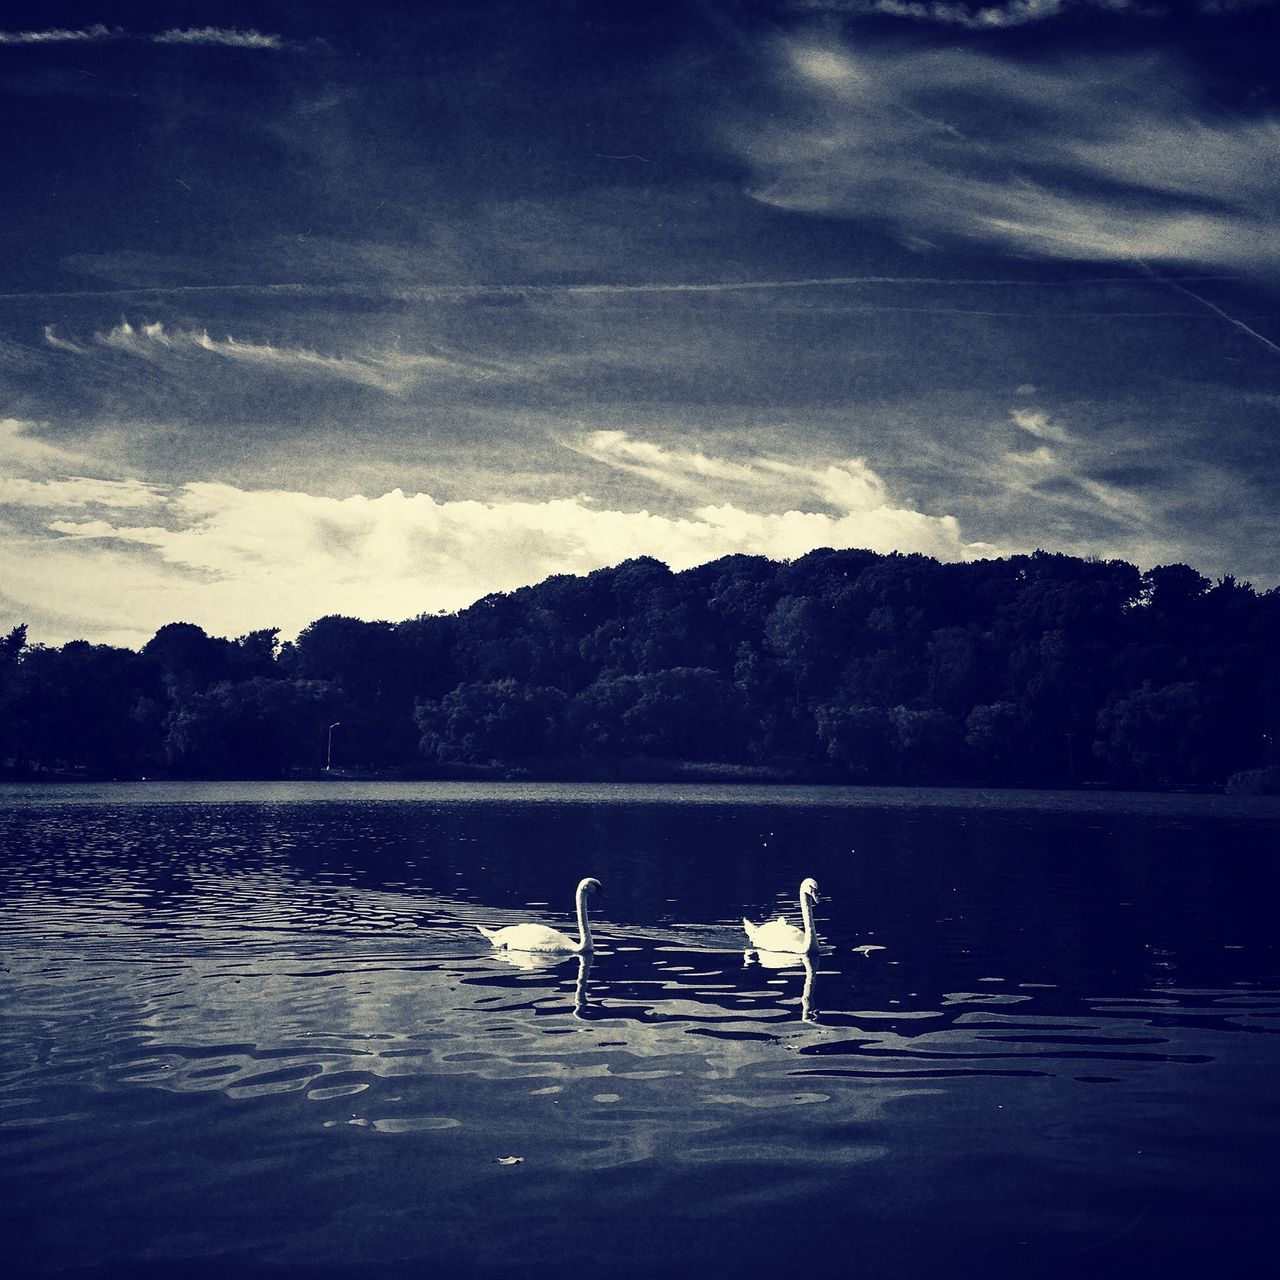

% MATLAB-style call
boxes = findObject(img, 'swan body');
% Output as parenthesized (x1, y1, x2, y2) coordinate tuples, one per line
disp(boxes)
(478, 877, 601, 954)
(743, 877, 821, 954)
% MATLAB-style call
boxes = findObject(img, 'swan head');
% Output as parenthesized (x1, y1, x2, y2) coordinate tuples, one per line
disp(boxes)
(577, 877, 603, 898)
(800, 877, 820, 904)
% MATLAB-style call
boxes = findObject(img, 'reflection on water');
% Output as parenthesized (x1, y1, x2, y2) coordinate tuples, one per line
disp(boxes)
(2, 782, 1279, 1279)
(486, 947, 593, 1019)
(744, 949, 819, 1023)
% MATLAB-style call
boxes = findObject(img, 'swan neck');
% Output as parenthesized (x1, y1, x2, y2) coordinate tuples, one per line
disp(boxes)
(575, 884, 593, 951)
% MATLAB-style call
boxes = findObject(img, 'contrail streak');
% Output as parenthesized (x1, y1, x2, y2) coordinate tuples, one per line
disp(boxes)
(0, 272, 1241, 308)
(1134, 261, 1280, 357)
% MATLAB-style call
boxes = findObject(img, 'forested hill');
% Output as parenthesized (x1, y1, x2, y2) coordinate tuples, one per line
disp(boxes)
(3, 549, 1278, 790)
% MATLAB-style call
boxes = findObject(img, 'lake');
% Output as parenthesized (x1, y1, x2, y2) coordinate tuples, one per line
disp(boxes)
(2, 781, 1278, 1279)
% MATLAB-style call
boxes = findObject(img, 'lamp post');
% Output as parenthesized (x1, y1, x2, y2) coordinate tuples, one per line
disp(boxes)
(325, 721, 342, 772)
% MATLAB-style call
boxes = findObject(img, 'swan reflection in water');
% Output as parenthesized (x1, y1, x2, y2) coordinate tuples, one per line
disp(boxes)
(486, 947, 594, 1019)
(744, 948, 819, 1023)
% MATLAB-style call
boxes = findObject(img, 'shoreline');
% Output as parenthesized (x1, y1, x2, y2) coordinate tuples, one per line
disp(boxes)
(0, 760, 1243, 796)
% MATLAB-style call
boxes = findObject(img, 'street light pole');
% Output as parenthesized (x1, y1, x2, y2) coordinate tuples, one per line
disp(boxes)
(326, 721, 342, 772)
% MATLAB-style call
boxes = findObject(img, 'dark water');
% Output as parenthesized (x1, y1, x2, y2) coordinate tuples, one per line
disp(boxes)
(2, 781, 1278, 1279)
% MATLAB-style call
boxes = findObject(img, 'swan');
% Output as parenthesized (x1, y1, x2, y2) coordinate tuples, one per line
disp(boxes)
(477, 877, 602, 954)
(743, 877, 821, 954)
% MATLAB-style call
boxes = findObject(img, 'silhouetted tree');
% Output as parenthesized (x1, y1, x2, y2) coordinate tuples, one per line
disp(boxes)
(8, 549, 1274, 787)
(164, 677, 337, 777)
(416, 680, 566, 763)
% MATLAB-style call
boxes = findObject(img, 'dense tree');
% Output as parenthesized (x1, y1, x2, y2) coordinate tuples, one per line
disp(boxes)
(814, 703, 895, 780)
(4, 549, 1275, 787)
(1094, 681, 1217, 786)
(163, 677, 336, 777)
(0, 624, 27, 766)
(568, 667, 742, 760)
(281, 615, 422, 767)
(14, 641, 156, 774)
(416, 680, 566, 764)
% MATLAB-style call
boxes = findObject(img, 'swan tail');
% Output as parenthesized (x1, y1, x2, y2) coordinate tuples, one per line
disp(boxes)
(476, 925, 504, 947)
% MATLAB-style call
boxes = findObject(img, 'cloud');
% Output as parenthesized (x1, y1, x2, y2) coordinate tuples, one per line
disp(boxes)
(574, 429, 893, 515)
(0, 24, 116, 44)
(0, 419, 84, 472)
(725, 36, 1280, 275)
(783, 0, 1262, 25)
(1011, 409, 1073, 444)
(997, 406, 1159, 534)
(6, 442, 973, 645)
(55, 477, 970, 596)
(3, 418, 1268, 646)
(783, 0, 1135, 28)
(42, 326, 87, 354)
(0, 473, 168, 512)
(152, 28, 283, 50)
(0, 24, 282, 49)
(59, 321, 500, 394)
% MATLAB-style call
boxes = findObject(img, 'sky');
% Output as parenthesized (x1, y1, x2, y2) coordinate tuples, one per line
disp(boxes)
(2, 0, 1278, 649)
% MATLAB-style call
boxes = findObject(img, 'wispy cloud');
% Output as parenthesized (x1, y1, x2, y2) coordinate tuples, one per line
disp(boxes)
(48, 321, 501, 394)
(0, 419, 85, 472)
(0, 474, 167, 512)
(0, 25, 282, 49)
(574, 430, 894, 515)
(783, 0, 1259, 26)
(41, 325, 87, 354)
(4, 417, 1268, 646)
(997, 406, 1159, 535)
(152, 28, 283, 50)
(726, 36, 1280, 279)
(0, 24, 113, 45)
(1011, 408, 1074, 444)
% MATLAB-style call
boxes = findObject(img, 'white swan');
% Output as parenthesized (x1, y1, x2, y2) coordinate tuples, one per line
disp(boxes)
(743, 877, 821, 954)
(477, 877, 602, 954)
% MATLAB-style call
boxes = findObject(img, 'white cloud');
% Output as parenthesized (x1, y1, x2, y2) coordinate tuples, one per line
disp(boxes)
(85, 320, 498, 393)
(728, 37, 1280, 273)
(0, 24, 282, 49)
(0, 474, 168, 511)
(1011, 409, 1073, 444)
(0, 419, 84, 472)
(575, 430, 893, 514)
(5, 444, 974, 644)
(43, 326, 88, 354)
(0, 24, 115, 45)
(575, 430, 781, 495)
(998, 407, 1156, 532)
(4, 417, 1267, 645)
(153, 28, 282, 50)
(784, 0, 1203, 26)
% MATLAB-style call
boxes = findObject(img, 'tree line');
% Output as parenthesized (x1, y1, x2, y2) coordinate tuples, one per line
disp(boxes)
(2, 549, 1278, 790)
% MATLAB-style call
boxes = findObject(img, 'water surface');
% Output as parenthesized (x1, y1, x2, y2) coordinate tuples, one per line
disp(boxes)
(3, 782, 1278, 1278)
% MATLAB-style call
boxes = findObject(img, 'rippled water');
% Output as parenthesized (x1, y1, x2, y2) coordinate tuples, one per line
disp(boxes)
(2, 781, 1278, 1279)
